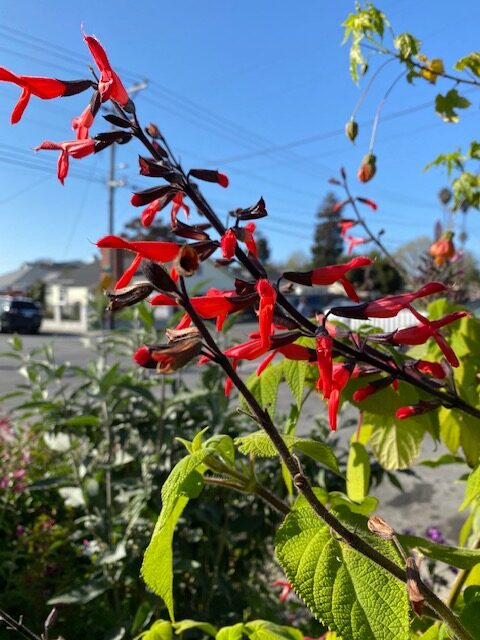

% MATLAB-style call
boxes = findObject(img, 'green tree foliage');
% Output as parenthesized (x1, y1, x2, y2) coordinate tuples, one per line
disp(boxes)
(348, 251, 404, 294)
(311, 193, 344, 268)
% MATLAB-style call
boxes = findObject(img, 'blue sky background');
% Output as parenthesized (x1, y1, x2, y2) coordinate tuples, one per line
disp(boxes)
(0, 0, 479, 274)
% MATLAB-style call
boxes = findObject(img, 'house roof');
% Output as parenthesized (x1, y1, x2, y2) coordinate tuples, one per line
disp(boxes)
(0, 259, 101, 292)
(52, 260, 101, 287)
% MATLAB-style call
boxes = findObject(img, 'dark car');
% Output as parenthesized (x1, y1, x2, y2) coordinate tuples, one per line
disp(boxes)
(0, 296, 43, 334)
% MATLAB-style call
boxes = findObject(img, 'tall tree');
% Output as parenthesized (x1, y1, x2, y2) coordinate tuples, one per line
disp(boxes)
(311, 192, 344, 267)
(122, 216, 175, 242)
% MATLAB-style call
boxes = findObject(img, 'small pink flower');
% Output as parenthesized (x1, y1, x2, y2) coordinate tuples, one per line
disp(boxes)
(272, 579, 293, 602)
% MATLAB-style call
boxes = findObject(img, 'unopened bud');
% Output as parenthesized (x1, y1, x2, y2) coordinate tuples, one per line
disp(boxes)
(406, 557, 424, 616)
(367, 515, 395, 540)
(146, 122, 160, 138)
(105, 282, 154, 311)
(345, 120, 358, 143)
(357, 153, 376, 183)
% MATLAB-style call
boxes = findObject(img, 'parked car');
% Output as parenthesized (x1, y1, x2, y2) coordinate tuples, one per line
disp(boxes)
(0, 296, 43, 333)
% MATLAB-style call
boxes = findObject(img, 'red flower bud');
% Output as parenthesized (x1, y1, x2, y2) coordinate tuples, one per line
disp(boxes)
(357, 153, 376, 183)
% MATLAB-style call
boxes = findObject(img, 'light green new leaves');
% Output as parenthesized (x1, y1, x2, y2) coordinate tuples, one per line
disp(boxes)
(394, 33, 421, 60)
(138, 620, 305, 640)
(455, 52, 480, 77)
(342, 3, 389, 82)
(141, 449, 212, 620)
(235, 431, 339, 474)
(460, 460, 480, 511)
(244, 621, 303, 640)
(346, 442, 370, 502)
(435, 89, 471, 122)
(275, 507, 410, 640)
(366, 409, 426, 470)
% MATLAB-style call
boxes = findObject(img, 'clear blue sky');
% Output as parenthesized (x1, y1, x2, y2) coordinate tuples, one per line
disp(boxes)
(0, 0, 479, 273)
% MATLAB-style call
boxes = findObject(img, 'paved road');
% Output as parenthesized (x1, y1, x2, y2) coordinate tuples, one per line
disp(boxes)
(0, 330, 466, 553)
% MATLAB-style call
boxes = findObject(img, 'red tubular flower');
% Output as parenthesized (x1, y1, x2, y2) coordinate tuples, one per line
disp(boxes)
(284, 256, 371, 303)
(272, 579, 293, 603)
(244, 222, 257, 256)
(221, 229, 237, 260)
(326, 363, 354, 431)
(356, 197, 378, 211)
(391, 310, 470, 367)
(346, 235, 368, 255)
(83, 32, 129, 106)
(315, 328, 333, 399)
(189, 168, 229, 188)
(0, 67, 92, 124)
(332, 282, 448, 320)
(396, 400, 440, 420)
(236, 222, 257, 256)
(72, 104, 96, 140)
(338, 219, 357, 237)
(414, 360, 446, 379)
(133, 346, 157, 369)
(313, 256, 371, 302)
(35, 138, 95, 184)
(256, 279, 276, 348)
(141, 199, 162, 227)
(353, 376, 395, 403)
(97, 235, 180, 290)
(170, 192, 190, 226)
(190, 290, 237, 331)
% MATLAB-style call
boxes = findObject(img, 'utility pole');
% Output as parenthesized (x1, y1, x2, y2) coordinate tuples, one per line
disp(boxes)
(106, 81, 148, 330)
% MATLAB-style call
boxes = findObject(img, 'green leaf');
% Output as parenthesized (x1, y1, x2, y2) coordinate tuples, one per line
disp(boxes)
(455, 52, 480, 77)
(424, 149, 464, 175)
(137, 620, 173, 640)
(420, 453, 464, 468)
(460, 417, 480, 468)
(460, 586, 480, 637)
(216, 623, 244, 640)
(460, 461, 480, 511)
(346, 443, 370, 503)
(438, 408, 461, 454)
(435, 89, 471, 123)
(173, 620, 217, 637)
(99, 363, 121, 394)
(141, 449, 211, 620)
(9, 334, 23, 351)
(136, 301, 155, 330)
(205, 434, 235, 466)
(235, 431, 338, 473)
(48, 578, 110, 605)
(283, 359, 307, 408)
(284, 404, 300, 436)
(398, 533, 480, 569)
(63, 415, 100, 427)
(242, 362, 283, 416)
(394, 33, 421, 59)
(192, 427, 210, 452)
(244, 620, 303, 640)
(293, 440, 339, 474)
(275, 507, 410, 640)
(328, 491, 378, 516)
(369, 416, 425, 470)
